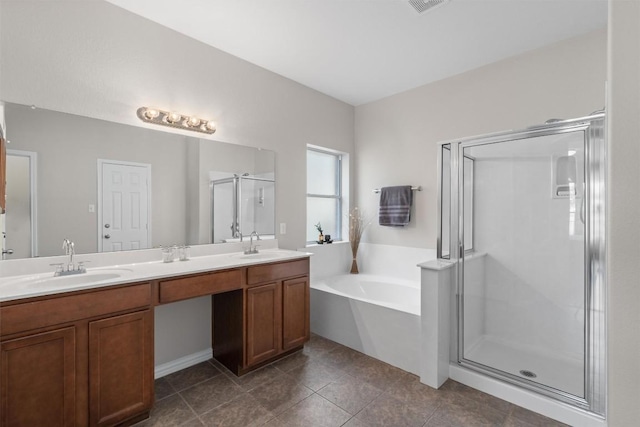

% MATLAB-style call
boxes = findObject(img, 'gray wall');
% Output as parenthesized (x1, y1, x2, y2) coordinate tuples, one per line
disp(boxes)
(607, 1, 640, 424)
(0, 0, 355, 251)
(0, 0, 354, 369)
(354, 29, 607, 248)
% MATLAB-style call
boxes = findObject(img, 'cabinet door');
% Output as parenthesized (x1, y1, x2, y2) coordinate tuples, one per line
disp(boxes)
(1, 327, 76, 427)
(282, 277, 310, 351)
(89, 310, 153, 427)
(246, 283, 282, 366)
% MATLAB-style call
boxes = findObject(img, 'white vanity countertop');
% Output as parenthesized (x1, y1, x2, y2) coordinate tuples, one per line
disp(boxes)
(0, 246, 311, 303)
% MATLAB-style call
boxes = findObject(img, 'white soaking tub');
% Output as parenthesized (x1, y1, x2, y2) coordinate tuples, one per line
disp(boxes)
(311, 273, 421, 374)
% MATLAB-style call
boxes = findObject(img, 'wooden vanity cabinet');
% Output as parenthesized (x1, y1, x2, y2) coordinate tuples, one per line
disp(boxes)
(89, 310, 153, 427)
(282, 276, 310, 351)
(246, 282, 282, 366)
(158, 269, 242, 303)
(1, 255, 310, 424)
(0, 282, 153, 427)
(1, 327, 77, 427)
(244, 259, 310, 369)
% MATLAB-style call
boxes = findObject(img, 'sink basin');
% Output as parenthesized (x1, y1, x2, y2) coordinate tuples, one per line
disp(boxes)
(3, 268, 133, 290)
(41, 272, 122, 287)
(230, 251, 286, 260)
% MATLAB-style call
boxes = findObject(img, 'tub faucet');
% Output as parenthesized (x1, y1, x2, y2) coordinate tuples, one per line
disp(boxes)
(244, 231, 261, 255)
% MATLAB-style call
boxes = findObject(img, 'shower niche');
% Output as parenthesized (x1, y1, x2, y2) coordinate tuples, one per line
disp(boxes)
(438, 112, 606, 416)
(552, 152, 582, 199)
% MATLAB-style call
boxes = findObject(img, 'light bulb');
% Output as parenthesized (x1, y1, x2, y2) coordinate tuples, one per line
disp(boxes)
(205, 121, 216, 131)
(186, 116, 201, 127)
(166, 112, 181, 123)
(144, 108, 160, 120)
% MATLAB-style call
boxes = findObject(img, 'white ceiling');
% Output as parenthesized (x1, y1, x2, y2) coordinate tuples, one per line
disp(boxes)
(105, 0, 607, 106)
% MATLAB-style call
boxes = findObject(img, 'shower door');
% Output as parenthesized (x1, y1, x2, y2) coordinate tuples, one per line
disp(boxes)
(443, 114, 606, 414)
(238, 177, 275, 238)
(211, 175, 275, 243)
(211, 178, 238, 243)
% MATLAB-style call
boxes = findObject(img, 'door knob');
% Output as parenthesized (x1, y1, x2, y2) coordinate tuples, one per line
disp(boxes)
(104, 234, 111, 239)
(104, 224, 110, 228)
(2, 249, 13, 255)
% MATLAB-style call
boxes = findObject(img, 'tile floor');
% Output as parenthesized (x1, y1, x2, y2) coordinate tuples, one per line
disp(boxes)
(135, 334, 569, 427)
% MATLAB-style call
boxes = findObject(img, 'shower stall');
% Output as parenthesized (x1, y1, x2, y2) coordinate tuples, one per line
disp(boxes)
(438, 112, 606, 416)
(210, 174, 275, 243)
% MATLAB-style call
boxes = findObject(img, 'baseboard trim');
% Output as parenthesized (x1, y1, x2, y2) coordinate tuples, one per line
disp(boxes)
(154, 348, 213, 379)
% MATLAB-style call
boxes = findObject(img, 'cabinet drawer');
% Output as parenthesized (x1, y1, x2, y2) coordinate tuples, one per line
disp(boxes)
(159, 269, 242, 303)
(1, 283, 151, 336)
(247, 259, 309, 286)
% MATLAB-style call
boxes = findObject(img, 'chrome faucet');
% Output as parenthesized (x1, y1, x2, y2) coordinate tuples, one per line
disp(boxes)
(244, 231, 261, 255)
(52, 239, 87, 276)
(63, 238, 74, 270)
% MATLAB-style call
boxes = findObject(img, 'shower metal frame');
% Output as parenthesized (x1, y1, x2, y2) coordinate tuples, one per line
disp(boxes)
(437, 112, 606, 416)
(210, 174, 275, 243)
(437, 147, 475, 258)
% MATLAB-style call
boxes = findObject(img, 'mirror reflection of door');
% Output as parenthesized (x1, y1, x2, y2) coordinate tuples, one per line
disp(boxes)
(98, 160, 151, 252)
(0, 136, 5, 259)
(4, 149, 37, 258)
(1, 136, 5, 214)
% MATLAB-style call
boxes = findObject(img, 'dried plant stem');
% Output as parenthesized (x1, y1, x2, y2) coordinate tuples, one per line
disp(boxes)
(349, 207, 369, 274)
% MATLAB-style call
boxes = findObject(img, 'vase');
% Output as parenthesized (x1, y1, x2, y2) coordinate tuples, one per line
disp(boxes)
(350, 258, 359, 274)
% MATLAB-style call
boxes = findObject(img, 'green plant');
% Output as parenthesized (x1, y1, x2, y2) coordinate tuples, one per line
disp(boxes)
(315, 222, 323, 234)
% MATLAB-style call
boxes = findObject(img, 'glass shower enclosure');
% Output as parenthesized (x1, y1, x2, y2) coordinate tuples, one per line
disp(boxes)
(438, 113, 606, 415)
(210, 174, 275, 243)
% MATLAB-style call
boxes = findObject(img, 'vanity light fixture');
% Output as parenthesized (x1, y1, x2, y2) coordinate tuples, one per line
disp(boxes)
(136, 107, 216, 134)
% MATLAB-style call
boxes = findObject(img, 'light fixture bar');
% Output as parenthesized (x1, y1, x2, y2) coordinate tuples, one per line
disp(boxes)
(136, 107, 216, 134)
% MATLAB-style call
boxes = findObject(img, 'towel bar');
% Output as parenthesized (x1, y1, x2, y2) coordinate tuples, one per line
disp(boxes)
(373, 186, 422, 194)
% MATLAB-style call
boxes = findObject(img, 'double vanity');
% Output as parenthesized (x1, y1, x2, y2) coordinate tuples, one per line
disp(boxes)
(0, 244, 310, 427)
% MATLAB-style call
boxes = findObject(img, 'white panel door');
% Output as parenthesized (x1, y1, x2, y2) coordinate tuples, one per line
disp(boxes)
(4, 149, 37, 259)
(100, 162, 150, 252)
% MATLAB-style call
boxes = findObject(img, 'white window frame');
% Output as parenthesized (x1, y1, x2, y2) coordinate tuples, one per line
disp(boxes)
(306, 146, 345, 244)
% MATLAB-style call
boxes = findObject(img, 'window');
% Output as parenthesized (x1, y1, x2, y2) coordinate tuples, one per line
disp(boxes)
(307, 147, 343, 243)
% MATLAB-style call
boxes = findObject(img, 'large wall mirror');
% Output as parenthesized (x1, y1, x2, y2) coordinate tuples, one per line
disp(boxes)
(2, 102, 275, 260)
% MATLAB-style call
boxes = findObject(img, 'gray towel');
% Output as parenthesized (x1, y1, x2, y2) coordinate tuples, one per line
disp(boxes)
(379, 185, 413, 226)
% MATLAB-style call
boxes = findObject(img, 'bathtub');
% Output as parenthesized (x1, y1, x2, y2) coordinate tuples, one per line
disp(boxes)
(310, 273, 421, 375)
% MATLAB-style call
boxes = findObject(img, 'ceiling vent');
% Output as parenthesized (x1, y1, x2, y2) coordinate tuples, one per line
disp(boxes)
(408, 0, 450, 14)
